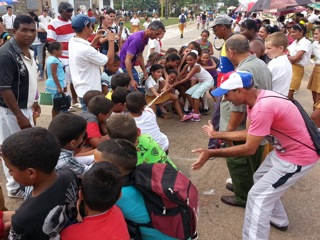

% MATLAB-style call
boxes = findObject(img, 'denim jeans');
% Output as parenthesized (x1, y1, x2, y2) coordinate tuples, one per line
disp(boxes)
(31, 43, 44, 79)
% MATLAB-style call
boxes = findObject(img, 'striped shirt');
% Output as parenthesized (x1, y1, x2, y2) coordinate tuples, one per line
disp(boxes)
(55, 149, 91, 178)
(47, 16, 74, 59)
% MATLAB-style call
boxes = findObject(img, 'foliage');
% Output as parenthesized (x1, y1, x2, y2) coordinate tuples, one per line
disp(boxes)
(123, 0, 159, 12)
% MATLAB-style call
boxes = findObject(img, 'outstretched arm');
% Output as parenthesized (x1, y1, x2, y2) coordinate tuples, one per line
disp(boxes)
(191, 134, 264, 171)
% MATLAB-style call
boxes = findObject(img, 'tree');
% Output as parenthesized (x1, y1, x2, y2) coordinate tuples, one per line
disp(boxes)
(124, 0, 158, 13)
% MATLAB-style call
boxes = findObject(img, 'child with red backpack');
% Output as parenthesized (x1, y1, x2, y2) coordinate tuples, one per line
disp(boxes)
(96, 138, 199, 240)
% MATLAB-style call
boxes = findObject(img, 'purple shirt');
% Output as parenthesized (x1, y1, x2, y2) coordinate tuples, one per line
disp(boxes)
(120, 31, 149, 68)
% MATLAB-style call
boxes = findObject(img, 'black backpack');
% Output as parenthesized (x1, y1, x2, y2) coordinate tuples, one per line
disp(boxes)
(261, 95, 320, 155)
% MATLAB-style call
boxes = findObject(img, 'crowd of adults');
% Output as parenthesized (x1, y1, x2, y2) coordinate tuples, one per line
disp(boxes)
(0, 2, 319, 240)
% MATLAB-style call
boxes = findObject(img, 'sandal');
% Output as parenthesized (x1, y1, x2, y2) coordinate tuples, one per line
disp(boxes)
(180, 114, 193, 122)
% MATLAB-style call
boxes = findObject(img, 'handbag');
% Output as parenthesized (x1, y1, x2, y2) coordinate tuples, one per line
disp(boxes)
(38, 32, 47, 43)
(53, 93, 71, 111)
(39, 92, 53, 105)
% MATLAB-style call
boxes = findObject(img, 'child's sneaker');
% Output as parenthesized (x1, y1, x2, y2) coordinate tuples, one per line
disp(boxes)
(8, 186, 25, 199)
(200, 107, 210, 115)
(192, 113, 201, 122)
(180, 114, 193, 122)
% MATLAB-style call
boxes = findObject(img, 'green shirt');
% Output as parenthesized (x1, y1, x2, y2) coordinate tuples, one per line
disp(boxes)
(137, 134, 177, 169)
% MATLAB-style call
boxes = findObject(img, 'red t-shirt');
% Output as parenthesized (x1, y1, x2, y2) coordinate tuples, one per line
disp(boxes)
(60, 206, 130, 240)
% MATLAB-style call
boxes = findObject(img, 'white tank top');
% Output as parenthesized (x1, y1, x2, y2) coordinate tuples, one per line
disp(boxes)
(188, 63, 213, 83)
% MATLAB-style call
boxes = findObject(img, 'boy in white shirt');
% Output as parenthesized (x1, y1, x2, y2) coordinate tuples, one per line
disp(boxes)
(265, 32, 292, 95)
(126, 91, 169, 152)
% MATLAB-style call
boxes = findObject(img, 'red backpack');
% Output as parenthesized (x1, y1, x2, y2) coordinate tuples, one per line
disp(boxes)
(126, 163, 199, 240)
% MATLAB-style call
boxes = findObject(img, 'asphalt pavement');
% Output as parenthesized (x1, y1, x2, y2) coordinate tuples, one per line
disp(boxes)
(1, 21, 319, 240)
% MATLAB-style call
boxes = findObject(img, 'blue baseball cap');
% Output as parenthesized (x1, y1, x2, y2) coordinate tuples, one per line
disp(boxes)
(71, 15, 96, 32)
(211, 71, 253, 96)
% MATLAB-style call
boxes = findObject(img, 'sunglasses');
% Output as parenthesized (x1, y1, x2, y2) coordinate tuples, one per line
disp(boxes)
(66, 9, 74, 13)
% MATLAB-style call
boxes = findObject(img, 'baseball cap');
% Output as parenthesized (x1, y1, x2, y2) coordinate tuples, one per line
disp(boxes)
(209, 15, 233, 28)
(210, 71, 253, 96)
(72, 15, 96, 32)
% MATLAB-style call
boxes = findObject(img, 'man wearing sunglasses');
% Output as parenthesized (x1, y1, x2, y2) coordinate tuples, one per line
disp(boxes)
(47, 2, 81, 110)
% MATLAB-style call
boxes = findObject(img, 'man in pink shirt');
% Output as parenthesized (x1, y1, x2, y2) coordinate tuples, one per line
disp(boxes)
(192, 71, 319, 240)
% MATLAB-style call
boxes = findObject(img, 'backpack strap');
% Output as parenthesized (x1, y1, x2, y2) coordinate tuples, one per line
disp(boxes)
(125, 219, 143, 240)
(259, 95, 317, 152)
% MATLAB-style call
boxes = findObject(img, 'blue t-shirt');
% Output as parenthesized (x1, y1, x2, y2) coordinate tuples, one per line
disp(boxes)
(45, 56, 66, 94)
(116, 186, 178, 240)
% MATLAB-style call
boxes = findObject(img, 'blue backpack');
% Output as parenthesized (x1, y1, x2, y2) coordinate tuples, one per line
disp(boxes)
(180, 14, 186, 23)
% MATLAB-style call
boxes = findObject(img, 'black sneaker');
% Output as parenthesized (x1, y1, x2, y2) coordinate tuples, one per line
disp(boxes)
(200, 107, 210, 115)
(270, 222, 288, 231)
(180, 34, 183, 38)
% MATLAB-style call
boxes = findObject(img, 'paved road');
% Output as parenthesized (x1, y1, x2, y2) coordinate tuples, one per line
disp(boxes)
(1, 23, 320, 239)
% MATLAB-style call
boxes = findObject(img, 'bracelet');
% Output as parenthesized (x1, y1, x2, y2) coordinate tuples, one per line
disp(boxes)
(34, 100, 38, 103)
(108, 40, 115, 43)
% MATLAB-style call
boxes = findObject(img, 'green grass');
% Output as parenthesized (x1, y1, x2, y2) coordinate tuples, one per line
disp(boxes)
(123, 18, 179, 31)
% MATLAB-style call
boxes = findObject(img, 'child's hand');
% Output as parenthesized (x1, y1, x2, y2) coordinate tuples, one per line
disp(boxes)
(155, 93, 161, 97)
(58, 87, 64, 94)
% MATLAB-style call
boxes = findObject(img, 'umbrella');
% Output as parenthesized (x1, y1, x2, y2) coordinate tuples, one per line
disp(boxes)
(235, 2, 255, 12)
(235, 4, 245, 12)
(276, 6, 307, 16)
(246, 2, 255, 12)
(227, 6, 237, 10)
(250, 0, 313, 12)
(0, 2, 8, 6)
(309, 3, 320, 9)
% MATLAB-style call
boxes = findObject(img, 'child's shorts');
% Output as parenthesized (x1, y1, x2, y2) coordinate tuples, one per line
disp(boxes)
(186, 80, 213, 99)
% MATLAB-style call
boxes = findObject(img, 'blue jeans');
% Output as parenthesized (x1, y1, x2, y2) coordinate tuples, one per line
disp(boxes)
(31, 43, 44, 79)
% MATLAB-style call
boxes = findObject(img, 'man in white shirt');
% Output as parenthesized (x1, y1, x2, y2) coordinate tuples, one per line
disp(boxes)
(2, 6, 16, 34)
(69, 14, 116, 111)
(38, 9, 52, 28)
